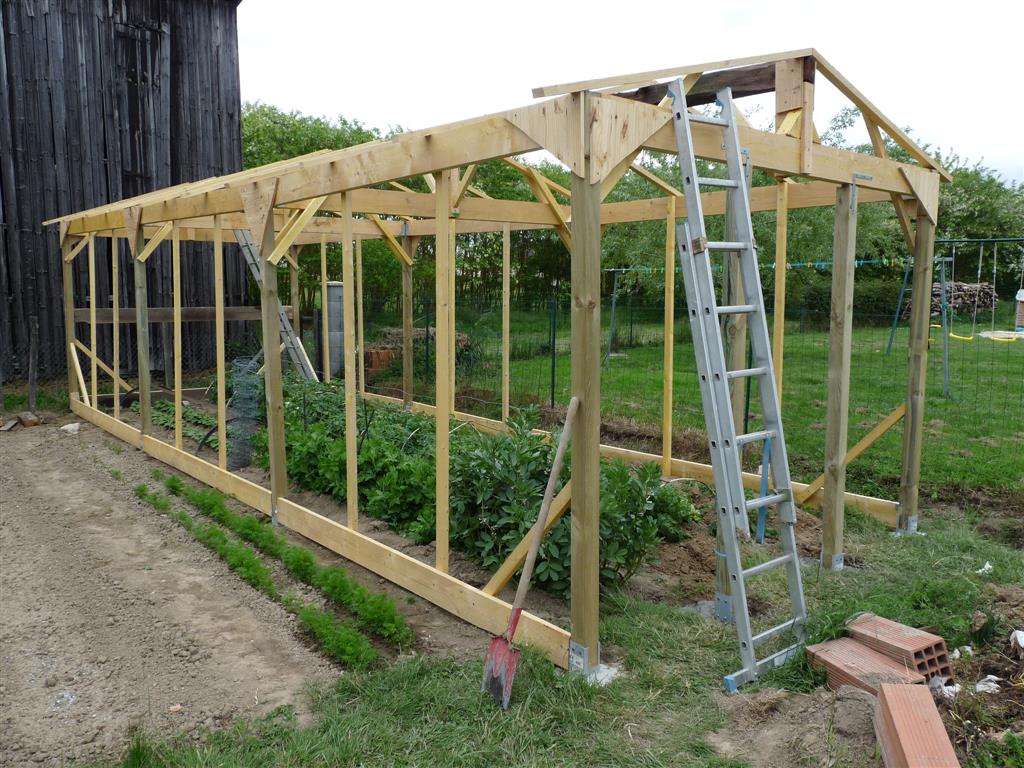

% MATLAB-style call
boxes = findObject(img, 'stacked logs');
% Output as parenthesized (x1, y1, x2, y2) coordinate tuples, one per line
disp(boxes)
(903, 282, 998, 318)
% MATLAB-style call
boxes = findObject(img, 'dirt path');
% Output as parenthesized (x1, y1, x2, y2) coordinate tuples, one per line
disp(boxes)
(0, 418, 335, 766)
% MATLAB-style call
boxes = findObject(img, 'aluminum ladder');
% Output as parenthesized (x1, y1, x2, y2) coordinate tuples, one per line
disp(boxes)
(667, 80, 807, 691)
(234, 229, 319, 381)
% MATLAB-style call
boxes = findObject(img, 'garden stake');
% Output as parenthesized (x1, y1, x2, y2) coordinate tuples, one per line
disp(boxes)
(482, 396, 579, 710)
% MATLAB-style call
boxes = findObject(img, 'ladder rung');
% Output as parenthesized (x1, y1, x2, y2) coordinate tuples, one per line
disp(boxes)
(751, 618, 800, 646)
(698, 176, 738, 188)
(688, 113, 728, 127)
(726, 366, 768, 380)
(736, 429, 777, 446)
(716, 303, 757, 315)
(706, 240, 748, 251)
(742, 553, 792, 578)
(745, 492, 787, 511)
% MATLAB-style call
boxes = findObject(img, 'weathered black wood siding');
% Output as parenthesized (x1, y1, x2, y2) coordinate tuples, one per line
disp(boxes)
(0, 0, 246, 383)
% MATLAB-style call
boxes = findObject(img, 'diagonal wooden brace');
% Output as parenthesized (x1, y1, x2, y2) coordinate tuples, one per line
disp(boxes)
(135, 222, 173, 263)
(268, 196, 327, 265)
(369, 214, 414, 266)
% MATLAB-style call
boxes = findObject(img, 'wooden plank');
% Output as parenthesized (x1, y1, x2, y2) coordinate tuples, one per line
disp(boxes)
(341, 193, 359, 529)
(73, 305, 282, 324)
(244, 179, 288, 511)
(135, 221, 172, 263)
(865, 120, 915, 251)
(899, 167, 940, 225)
(506, 96, 584, 176)
(501, 224, 511, 423)
(214, 216, 227, 470)
(531, 48, 815, 97)
(401, 241, 414, 408)
(361, 388, 900, 526)
(69, 398, 570, 669)
(88, 234, 97, 407)
(796, 403, 906, 505)
(799, 82, 815, 175)
(172, 225, 183, 450)
(449, 219, 456, 412)
(482, 483, 572, 597)
(289, 257, 300, 341)
(434, 171, 452, 573)
(111, 237, 120, 421)
(898, 203, 936, 530)
(69, 343, 90, 408)
(320, 235, 330, 382)
(356, 237, 365, 393)
(661, 197, 675, 475)
(569, 92, 602, 670)
(126, 210, 151, 442)
(772, 181, 789, 401)
(267, 195, 326, 265)
(812, 52, 950, 181)
(62, 239, 77, 397)
(73, 340, 131, 392)
(822, 184, 857, 570)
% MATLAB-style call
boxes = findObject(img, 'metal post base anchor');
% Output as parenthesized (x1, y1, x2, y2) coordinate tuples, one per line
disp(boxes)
(715, 592, 734, 623)
(823, 553, 845, 571)
(271, 502, 282, 528)
(893, 515, 919, 537)
(568, 641, 621, 686)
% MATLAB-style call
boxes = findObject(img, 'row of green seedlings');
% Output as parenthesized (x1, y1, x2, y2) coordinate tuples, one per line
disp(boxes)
(133, 471, 413, 667)
(130, 400, 225, 450)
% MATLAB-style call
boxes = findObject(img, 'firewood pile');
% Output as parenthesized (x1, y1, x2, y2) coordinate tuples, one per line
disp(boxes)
(903, 282, 998, 318)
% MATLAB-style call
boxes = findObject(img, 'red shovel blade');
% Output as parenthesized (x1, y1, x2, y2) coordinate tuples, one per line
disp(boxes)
(481, 634, 521, 710)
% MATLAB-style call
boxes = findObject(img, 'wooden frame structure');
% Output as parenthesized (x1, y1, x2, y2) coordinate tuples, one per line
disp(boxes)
(48, 49, 943, 673)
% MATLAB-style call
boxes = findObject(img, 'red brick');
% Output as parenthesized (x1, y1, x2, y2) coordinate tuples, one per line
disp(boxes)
(806, 637, 924, 695)
(848, 613, 952, 680)
(875, 683, 959, 768)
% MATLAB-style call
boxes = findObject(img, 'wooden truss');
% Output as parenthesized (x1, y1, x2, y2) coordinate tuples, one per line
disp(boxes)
(49, 50, 942, 673)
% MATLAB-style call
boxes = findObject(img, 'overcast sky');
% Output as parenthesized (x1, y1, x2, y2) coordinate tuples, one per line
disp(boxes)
(238, 0, 1022, 184)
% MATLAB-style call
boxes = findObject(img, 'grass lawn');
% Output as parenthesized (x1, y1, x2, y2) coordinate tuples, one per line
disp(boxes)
(93, 507, 1024, 768)
(371, 301, 1023, 498)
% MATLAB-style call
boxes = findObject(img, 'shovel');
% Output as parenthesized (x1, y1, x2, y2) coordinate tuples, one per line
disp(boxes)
(482, 396, 579, 710)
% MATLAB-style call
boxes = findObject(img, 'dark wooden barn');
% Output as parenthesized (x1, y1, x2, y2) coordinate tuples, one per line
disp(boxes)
(0, 0, 247, 385)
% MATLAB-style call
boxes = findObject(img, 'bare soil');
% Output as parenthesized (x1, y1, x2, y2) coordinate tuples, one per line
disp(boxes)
(708, 685, 878, 768)
(0, 416, 342, 766)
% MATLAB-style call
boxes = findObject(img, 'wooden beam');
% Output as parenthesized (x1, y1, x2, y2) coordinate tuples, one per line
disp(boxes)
(73, 340, 131, 392)
(899, 201, 937, 530)
(70, 398, 571, 668)
(434, 171, 453, 572)
(341, 193, 359, 529)
(822, 184, 857, 570)
(772, 181, 790, 401)
(125, 208, 151, 441)
(135, 221, 173, 263)
(69, 343, 90, 407)
(600, 149, 642, 201)
(369, 214, 415, 266)
(87, 234, 97, 407)
(532, 48, 815, 97)
(797, 403, 906, 505)
(268, 196, 327, 265)
(401, 239, 415, 408)
(356, 237, 365, 394)
(172, 226, 183, 450)
(661, 197, 676, 475)
(482, 483, 572, 597)
(569, 92, 602, 671)
(320, 235, 331, 382)
(62, 235, 90, 263)
(501, 224, 511, 423)
(864, 120, 915, 252)
(61, 228, 78, 397)
(243, 179, 288, 514)
(454, 164, 478, 206)
(214, 217, 227, 470)
(111, 236, 120, 421)
(360, 389, 901, 526)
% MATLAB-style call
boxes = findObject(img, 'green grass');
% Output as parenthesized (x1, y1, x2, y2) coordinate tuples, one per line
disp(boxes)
(89, 505, 1023, 768)
(415, 305, 1021, 497)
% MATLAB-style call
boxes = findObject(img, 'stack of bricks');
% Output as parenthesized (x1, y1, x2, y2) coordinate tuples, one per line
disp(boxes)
(847, 613, 952, 681)
(805, 637, 924, 694)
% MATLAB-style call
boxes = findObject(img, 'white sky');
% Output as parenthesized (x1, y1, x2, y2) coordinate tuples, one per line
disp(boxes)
(238, 0, 1023, 184)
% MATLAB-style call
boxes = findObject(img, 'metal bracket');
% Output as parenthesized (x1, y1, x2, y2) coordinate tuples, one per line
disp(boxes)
(826, 553, 845, 571)
(715, 592, 734, 623)
(568, 640, 592, 674)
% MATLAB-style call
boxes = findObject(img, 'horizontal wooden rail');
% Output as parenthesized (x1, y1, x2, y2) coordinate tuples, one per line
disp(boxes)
(69, 398, 571, 668)
(74, 306, 293, 324)
(361, 391, 900, 526)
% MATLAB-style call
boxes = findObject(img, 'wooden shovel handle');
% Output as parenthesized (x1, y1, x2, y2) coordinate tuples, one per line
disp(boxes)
(510, 396, 580, 622)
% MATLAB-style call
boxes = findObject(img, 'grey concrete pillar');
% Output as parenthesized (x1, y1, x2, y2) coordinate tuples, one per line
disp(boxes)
(327, 280, 345, 378)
